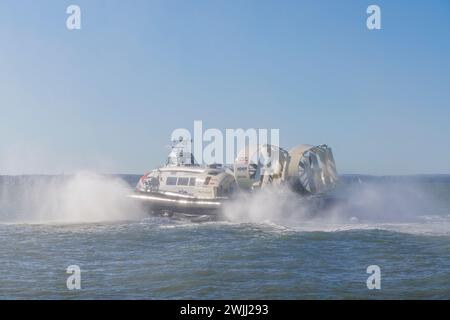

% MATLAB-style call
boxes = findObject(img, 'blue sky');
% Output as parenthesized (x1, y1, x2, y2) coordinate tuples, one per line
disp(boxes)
(0, 0, 449, 175)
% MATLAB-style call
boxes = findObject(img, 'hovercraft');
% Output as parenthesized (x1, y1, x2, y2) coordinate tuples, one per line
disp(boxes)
(130, 137, 338, 216)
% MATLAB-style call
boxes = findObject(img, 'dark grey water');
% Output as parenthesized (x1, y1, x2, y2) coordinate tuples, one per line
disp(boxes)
(0, 174, 449, 299)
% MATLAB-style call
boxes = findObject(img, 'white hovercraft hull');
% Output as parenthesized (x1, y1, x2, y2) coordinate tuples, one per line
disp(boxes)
(129, 191, 227, 215)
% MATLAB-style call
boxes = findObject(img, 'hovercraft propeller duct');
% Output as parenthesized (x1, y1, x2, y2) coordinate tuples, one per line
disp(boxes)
(234, 144, 337, 194)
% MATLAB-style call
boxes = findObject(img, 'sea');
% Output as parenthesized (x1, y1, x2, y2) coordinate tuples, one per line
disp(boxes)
(0, 173, 449, 299)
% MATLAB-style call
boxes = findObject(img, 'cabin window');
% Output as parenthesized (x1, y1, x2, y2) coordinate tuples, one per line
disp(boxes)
(166, 177, 177, 185)
(177, 177, 190, 186)
(189, 177, 196, 186)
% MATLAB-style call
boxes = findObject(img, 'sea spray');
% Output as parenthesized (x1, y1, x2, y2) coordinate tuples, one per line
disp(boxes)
(0, 172, 145, 224)
(223, 185, 308, 224)
(329, 180, 436, 223)
(222, 178, 444, 233)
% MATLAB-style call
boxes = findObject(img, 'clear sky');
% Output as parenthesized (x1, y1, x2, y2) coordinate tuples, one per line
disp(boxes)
(1, 0, 449, 175)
